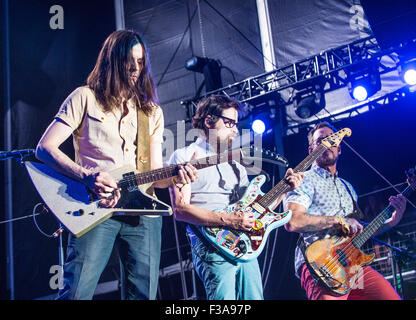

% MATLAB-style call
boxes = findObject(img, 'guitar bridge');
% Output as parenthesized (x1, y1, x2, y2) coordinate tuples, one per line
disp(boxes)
(319, 265, 343, 289)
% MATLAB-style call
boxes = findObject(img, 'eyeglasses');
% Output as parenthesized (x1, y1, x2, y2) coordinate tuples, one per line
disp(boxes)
(211, 114, 239, 128)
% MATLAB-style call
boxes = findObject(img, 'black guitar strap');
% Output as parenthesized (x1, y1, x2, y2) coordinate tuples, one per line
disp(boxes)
(339, 178, 364, 220)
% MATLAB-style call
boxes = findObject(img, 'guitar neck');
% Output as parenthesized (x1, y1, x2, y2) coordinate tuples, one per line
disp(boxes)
(257, 144, 328, 208)
(118, 148, 242, 187)
(352, 184, 414, 248)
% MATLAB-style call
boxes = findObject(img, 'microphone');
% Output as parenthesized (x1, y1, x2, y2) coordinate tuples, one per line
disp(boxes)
(0, 149, 35, 161)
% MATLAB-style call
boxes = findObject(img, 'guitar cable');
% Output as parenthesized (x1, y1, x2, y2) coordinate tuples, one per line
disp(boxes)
(0, 203, 62, 238)
(32, 202, 63, 238)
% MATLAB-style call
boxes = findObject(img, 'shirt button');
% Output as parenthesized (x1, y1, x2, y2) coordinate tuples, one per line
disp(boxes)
(101, 117, 104, 120)
(125, 148, 129, 152)
(122, 120, 125, 124)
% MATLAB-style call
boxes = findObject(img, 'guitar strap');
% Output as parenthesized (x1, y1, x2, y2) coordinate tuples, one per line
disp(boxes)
(339, 178, 364, 220)
(136, 106, 156, 198)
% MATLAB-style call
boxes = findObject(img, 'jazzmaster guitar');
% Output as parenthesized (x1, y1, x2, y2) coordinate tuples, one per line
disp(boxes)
(305, 167, 416, 295)
(26, 146, 284, 238)
(200, 128, 352, 262)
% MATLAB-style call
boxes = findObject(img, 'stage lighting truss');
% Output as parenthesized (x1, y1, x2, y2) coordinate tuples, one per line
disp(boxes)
(286, 84, 414, 135)
(183, 36, 416, 132)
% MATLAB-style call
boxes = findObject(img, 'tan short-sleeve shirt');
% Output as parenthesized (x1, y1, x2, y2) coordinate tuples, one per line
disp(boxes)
(55, 86, 164, 172)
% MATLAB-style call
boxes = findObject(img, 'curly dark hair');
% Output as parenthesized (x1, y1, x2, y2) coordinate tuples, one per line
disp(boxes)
(192, 95, 245, 133)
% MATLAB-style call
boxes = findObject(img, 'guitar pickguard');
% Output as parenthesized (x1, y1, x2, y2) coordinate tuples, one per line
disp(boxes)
(201, 175, 292, 262)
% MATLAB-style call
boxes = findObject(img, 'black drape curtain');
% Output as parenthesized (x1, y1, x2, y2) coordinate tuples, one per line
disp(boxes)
(1, 0, 115, 300)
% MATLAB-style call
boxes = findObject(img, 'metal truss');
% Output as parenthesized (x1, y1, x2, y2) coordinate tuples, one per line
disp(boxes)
(182, 35, 414, 126)
(284, 84, 415, 135)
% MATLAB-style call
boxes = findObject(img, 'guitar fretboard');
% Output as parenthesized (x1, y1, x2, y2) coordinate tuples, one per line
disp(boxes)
(116, 149, 241, 189)
(258, 144, 328, 208)
(352, 184, 414, 248)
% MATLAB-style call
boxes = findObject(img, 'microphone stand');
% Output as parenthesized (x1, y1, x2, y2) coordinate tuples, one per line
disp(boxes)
(371, 236, 416, 299)
(0, 149, 35, 163)
(1, 149, 66, 291)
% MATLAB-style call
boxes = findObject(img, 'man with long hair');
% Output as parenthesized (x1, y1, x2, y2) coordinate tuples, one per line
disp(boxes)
(168, 95, 304, 299)
(36, 30, 197, 299)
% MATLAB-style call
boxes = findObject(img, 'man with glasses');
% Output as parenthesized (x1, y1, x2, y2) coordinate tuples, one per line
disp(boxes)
(283, 121, 407, 300)
(168, 95, 304, 299)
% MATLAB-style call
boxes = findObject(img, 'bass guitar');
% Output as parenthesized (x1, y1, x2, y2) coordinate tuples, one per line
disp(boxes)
(200, 128, 352, 262)
(305, 167, 416, 295)
(26, 146, 284, 237)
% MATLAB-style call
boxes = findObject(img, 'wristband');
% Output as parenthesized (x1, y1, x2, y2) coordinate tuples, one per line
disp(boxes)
(338, 216, 350, 234)
(172, 178, 184, 191)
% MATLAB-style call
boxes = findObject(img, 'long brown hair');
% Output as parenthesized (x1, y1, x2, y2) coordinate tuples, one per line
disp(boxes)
(87, 30, 158, 115)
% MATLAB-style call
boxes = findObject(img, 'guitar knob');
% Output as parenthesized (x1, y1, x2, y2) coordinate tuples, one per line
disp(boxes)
(236, 241, 247, 254)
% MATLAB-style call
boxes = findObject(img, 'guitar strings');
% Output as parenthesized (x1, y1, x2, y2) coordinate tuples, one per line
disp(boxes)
(319, 193, 410, 278)
(117, 150, 238, 188)
(259, 145, 327, 208)
(321, 208, 390, 274)
(323, 182, 413, 274)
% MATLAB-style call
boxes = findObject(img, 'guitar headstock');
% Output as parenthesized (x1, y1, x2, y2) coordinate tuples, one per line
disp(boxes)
(406, 167, 416, 190)
(321, 128, 352, 149)
(240, 145, 289, 167)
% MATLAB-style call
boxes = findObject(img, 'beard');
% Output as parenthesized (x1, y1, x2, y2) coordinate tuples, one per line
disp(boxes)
(316, 148, 338, 167)
(212, 132, 236, 154)
(216, 135, 234, 152)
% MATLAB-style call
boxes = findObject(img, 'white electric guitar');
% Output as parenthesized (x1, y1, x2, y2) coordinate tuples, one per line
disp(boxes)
(26, 146, 286, 238)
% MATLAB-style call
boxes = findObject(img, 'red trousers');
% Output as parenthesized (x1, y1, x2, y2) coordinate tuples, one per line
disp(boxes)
(300, 264, 401, 300)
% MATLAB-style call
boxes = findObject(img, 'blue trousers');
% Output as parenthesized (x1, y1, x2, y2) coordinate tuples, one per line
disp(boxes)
(56, 216, 162, 300)
(190, 234, 264, 300)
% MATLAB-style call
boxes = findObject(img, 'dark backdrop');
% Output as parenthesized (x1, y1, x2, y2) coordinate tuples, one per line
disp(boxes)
(1, 0, 116, 300)
(2, 0, 416, 300)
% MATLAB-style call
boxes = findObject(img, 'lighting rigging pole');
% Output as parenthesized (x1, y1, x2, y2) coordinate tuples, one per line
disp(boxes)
(256, 0, 286, 181)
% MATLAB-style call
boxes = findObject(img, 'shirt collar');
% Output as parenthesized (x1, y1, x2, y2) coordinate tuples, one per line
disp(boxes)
(195, 137, 217, 155)
(312, 163, 338, 179)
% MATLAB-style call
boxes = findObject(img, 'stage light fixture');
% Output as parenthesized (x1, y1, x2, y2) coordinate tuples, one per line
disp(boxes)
(251, 119, 266, 134)
(185, 56, 210, 73)
(398, 58, 416, 85)
(185, 56, 223, 92)
(347, 62, 381, 101)
(293, 81, 326, 119)
(352, 85, 369, 101)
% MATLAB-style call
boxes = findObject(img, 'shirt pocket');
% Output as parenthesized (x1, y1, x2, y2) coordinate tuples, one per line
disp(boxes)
(82, 107, 110, 142)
